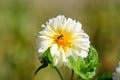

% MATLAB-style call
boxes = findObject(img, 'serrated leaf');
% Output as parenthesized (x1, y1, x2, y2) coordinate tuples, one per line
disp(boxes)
(68, 46, 100, 80)
(68, 56, 90, 80)
(83, 46, 100, 79)
(86, 46, 98, 64)
(77, 56, 86, 71)
(68, 56, 79, 74)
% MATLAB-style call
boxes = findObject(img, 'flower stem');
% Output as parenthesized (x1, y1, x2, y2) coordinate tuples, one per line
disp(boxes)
(71, 69, 74, 80)
(54, 67, 64, 80)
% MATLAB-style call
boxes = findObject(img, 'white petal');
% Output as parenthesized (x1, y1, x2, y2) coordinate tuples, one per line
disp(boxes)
(73, 22, 82, 32)
(54, 51, 60, 66)
(56, 15, 66, 26)
(66, 48, 72, 57)
(73, 50, 80, 57)
(73, 32, 89, 39)
(54, 57, 59, 66)
(50, 44, 58, 57)
(50, 15, 66, 32)
(64, 18, 76, 33)
(41, 24, 45, 28)
(60, 46, 67, 62)
(38, 48, 46, 53)
(37, 39, 52, 53)
(39, 30, 54, 38)
(79, 50, 88, 58)
(47, 19, 57, 31)
(46, 25, 56, 33)
(40, 40, 52, 47)
(73, 40, 90, 51)
(38, 35, 51, 39)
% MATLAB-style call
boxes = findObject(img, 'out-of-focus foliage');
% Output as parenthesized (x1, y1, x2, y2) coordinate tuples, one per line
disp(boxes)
(0, 0, 120, 80)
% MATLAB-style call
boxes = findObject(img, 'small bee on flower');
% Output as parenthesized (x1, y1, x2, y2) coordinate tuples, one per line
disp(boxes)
(57, 34, 63, 39)
(37, 15, 90, 68)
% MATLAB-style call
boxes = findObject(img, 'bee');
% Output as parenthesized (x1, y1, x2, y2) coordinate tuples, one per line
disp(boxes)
(57, 34, 63, 39)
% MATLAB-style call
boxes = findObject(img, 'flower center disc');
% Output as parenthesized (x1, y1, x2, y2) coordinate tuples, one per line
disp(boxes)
(55, 34, 71, 47)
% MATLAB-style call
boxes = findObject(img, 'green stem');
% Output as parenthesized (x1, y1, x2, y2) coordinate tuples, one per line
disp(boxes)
(54, 67, 64, 80)
(71, 69, 74, 80)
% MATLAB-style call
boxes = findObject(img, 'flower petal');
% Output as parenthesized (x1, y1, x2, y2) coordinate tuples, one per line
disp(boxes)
(50, 44, 58, 57)
(79, 50, 88, 58)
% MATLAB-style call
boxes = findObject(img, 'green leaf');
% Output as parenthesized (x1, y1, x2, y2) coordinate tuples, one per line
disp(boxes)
(68, 56, 85, 76)
(68, 46, 100, 80)
(43, 47, 54, 67)
(84, 46, 101, 76)
(96, 73, 113, 80)
(68, 56, 90, 80)
(86, 45, 98, 65)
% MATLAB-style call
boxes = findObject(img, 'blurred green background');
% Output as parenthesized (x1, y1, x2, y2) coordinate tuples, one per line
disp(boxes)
(0, 0, 120, 80)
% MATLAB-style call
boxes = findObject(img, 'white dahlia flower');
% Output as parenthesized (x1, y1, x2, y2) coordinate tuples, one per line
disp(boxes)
(37, 15, 90, 67)
(113, 62, 120, 80)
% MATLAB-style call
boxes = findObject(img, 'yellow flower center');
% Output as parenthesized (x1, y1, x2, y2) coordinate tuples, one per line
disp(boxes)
(54, 34, 71, 47)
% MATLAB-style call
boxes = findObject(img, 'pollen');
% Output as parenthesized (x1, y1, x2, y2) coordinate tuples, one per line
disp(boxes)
(54, 34, 71, 47)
